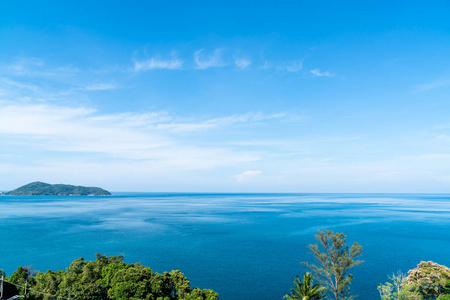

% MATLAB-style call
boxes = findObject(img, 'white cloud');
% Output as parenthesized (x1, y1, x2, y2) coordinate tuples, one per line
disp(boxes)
(235, 58, 251, 69)
(0, 78, 41, 92)
(76, 83, 117, 91)
(153, 112, 287, 133)
(0, 103, 263, 168)
(285, 61, 303, 72)
(6, 57, 45, 74)
(2, 57, 79, 79)
(261, 60, 304, 72)
(414, 79, 450, 93)
(134, 56, 183, 71)
(310, 68, 335, 77)
(3, 101, 450, 192)
(194, 48, 226, 69)
(235, 170, 262, 182)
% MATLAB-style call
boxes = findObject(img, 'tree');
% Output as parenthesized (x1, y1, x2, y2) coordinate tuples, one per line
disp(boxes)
(107, 264, 155, 299)
(444, 280, 450, 294)
(2, 254, 218, 300)
(377, 272, 422, 300)
(303, 230, 363, 300)
(8, 266, 37, 299)
(284, 272, 326, 300)
(186, 288, 219, 300)
(403, 261, 450, 299)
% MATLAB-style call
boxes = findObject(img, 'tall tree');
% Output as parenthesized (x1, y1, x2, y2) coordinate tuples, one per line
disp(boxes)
(284, 272, 326, 300)
(303, 230, 363, 300)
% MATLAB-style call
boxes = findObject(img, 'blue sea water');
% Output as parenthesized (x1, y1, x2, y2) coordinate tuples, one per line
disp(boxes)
(1, 193, 450, 299)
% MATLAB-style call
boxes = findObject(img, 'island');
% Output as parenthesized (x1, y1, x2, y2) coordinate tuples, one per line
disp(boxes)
(5, 181, 112, 196)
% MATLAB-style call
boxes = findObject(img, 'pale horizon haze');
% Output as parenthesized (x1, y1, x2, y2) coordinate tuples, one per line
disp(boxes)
(1, 1, 450, 193)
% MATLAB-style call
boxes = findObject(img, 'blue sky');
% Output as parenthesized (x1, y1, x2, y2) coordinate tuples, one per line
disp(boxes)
(0, 1, 449, 192)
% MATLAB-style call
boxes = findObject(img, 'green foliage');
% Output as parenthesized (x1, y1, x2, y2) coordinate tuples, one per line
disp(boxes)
(303, 230, 363, 300)
(444, 280, 450, 293)
(377, 272, 422, 300)
(186, 288, 219, 300)
(437, 295, 450, 300)
(3, 253, 218, 300)
(7, 181, 111, 196)
(107, 263, 154, 299)
(284, 272, 326, 300)
(4, 266, 37, 298)
(9, 266, 30, 284)
(404, 261, 450, 299)
(32, 270, 65, 300)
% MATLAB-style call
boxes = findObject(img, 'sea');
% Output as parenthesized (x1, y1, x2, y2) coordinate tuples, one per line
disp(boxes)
(0, 193, 449, 299)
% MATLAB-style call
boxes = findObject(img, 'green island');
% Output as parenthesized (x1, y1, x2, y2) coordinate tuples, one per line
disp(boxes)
(2, 181, 112, 196)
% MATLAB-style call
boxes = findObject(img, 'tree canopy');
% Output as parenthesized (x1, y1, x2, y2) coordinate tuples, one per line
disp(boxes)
(284, 272, 326, 300)
(1, 253, 218, 300)
(403, 261, 450, 299)
(303, 230, 363, 300)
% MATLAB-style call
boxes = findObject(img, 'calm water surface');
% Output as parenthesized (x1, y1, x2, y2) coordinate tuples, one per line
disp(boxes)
(1, 193, 450, 299)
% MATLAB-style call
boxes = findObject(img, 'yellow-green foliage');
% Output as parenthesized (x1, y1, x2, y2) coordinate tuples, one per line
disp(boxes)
(377, 272, 422, 300)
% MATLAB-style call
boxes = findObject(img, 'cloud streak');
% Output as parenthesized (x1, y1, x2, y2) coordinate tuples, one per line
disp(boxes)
(310, 68, 335, 77)
(153, 112, 287, 133)
(194, 48, 226, 69)
(134, 56, 183, 71)
(285, 61, 303, 72)
(414, 79, 450, 93)
(235, 58, 251, 69)
(75, 83, 117, 91)
(235, 170, 262, 182)
(0, 103, 277, 171)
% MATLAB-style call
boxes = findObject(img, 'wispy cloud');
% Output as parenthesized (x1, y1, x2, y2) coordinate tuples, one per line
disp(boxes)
(2, 57, 79, 79)
(235, 58, 251, 69)
(235, 170, 262, 182)
(0, 78, 41, 92)
(0, 77, 65, 103)
(414, 79, 450, 93)
(153, 112, 288, 132)
(0, 102, 266, 169)
(75, 83, 117, 91)
(261, 60, 304, 72)
(194, 48, 226, 69)
(285, 61, 303, 72)
(6, 57, 45, 73)
(134, 56, 183, 71)
(0, 57, 120, 100)
(310, 68, 335, 77)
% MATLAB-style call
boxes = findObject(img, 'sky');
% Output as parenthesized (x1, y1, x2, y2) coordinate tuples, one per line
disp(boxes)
(0, 1, 449, 192)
